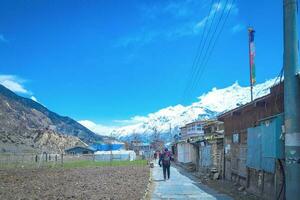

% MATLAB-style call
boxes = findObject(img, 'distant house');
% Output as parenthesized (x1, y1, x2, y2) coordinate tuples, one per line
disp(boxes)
(130, 141, 151, 157)
(180, 120, 205, 140)
(175, 120, 205, 165)
(65, 146, 95, 155)
(150, 139, 164, 152)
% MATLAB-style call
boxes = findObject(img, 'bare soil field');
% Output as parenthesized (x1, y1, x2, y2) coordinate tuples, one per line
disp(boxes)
(0, 166, 149, 200)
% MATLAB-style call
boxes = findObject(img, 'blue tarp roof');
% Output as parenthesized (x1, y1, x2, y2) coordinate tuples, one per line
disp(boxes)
(90, 143, 124, 151)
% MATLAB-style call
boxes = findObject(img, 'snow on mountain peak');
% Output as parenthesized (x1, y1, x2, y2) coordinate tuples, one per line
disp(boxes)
(79, 78, 279, 139)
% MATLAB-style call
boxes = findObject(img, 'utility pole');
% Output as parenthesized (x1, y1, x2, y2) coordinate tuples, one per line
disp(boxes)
(169, 123, 172, 142)
(110, 132, 113, 165)
(283, 0, 300, 199)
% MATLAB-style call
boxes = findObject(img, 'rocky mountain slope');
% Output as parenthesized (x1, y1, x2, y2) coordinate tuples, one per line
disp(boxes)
(0, 84, 101, 153)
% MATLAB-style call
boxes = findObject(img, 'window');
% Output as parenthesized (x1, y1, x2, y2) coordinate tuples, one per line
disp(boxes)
(196, 124, 202, 131)
(233, 133, 239, 143)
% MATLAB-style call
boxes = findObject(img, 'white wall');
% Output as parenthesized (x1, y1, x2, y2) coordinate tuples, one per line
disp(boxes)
(177, 143, 196, 164)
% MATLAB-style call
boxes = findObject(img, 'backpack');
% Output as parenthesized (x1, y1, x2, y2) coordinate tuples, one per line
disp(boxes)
(162, 152, 171, 165)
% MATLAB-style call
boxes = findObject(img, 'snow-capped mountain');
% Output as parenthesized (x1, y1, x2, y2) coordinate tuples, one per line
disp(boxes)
(111, 79, 278, 139)
(79, 78, 279, 141)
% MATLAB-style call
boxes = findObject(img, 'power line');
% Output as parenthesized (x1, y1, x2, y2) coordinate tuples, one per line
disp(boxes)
(181, 0, 216, 102)
(190, 0, 235, 95)
(185, 0, 233, 101)
(182, 0, 221, 103)
(189, 0, 230, 95)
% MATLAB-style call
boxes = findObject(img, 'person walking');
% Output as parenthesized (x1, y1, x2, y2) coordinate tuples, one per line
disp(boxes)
(159, 148, 172, 181)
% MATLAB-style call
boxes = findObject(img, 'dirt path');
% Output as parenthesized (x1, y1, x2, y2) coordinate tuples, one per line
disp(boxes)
(0, 166, 149, 200)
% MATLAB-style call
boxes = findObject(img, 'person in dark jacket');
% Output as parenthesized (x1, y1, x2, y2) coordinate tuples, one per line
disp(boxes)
(159, 148, 172, 181)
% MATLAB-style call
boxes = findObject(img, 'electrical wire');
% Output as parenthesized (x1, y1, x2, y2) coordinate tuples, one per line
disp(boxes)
(190, 0, 235, 95)
(181, 0, 221, 103)
(181, 0, 216, 102)
(186, 0, 235, 100)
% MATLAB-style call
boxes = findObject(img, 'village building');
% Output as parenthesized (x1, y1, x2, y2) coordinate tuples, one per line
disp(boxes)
(150, 139, 165, 152)
(175, 121, 205, 166)
(180, 120, 204, 140)
(65, 146, 95, 155)
(94, 150, 136, 161)
(130, 141, 151, 158)
(195, 120, 224, 178)
(218, 82, 284, 200)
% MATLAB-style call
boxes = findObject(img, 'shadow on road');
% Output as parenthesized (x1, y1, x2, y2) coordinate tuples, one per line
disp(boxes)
(173, 165, 233, 200)
(153, 179, 165, 182)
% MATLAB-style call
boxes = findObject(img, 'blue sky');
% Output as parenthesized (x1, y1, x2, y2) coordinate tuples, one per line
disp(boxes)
(0, 0, 290, 126)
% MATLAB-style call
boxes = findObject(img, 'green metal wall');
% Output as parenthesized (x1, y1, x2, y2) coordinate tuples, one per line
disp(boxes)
(246, 114, 284, 173)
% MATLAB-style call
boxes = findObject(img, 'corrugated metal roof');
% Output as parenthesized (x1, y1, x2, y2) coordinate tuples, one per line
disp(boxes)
(218, 93, 271, 119)
(218, 81, 285, 119)
(65, 146, 95, 152)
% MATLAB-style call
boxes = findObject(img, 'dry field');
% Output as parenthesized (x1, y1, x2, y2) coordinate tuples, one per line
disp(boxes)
(0, 164, 149, 200)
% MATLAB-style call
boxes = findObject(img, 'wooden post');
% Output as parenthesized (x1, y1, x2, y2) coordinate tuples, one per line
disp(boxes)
(218, 148, 222, 177)
(222, 145, 226, 179)
(246, 167, 250, 188)
(274, 162, 278, 200)
(61, 153, 63, 166)
(6, 154, 9, 168)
